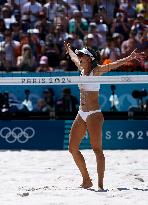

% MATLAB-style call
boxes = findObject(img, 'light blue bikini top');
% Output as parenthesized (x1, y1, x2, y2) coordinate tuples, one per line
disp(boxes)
(78, 70, 100, 91)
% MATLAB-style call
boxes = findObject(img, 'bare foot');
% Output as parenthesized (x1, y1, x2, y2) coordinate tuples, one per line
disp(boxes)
(98, 186, 104, 191)
(79, 179, 93, 189)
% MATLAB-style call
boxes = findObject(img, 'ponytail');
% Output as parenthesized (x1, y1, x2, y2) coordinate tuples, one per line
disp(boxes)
(95, 50, 101, 64)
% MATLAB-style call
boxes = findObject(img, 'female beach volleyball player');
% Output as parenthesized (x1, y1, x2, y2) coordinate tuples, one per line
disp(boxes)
(64, 41, 144, 190)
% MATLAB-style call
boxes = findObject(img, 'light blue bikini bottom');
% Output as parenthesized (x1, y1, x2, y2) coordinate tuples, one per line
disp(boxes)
(78, 109, 101, 122)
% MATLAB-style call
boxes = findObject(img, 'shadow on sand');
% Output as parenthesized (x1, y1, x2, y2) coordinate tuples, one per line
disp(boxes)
(87, 187, 148, 192)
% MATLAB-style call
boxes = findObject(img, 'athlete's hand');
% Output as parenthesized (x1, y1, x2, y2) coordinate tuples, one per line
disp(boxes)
(64, 41, 71, 54)
(129, 49, 145, 63)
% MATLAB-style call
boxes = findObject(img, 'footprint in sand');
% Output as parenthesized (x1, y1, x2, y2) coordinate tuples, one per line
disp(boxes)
(135, 177, 144, 182)
(17, 192, 29, 197)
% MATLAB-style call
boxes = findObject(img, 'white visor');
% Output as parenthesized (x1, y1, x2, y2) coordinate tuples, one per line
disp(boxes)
(75, 48, 95, 60)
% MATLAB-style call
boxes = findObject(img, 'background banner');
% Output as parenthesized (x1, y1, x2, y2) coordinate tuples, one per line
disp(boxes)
(0, 120, 65, 150)
(0, 120, 147, 150)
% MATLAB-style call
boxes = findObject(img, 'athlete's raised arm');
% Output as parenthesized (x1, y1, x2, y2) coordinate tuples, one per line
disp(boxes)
(64, 41, 82, 70)
(94, 49, 145, 76)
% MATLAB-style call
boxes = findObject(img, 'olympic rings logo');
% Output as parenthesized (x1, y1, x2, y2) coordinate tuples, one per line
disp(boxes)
(0, 127, 35, 144)
(121, 77, 131, 82)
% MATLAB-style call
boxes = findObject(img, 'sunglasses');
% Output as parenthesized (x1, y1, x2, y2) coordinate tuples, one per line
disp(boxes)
(77, 53, 84, 57)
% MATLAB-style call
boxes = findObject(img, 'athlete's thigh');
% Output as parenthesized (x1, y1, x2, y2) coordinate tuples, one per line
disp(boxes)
(86, 112, 104, 149)
(69, 114, 87, 149)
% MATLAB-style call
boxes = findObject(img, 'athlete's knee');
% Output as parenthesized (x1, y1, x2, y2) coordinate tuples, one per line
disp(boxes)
(92, 147, 104, 158)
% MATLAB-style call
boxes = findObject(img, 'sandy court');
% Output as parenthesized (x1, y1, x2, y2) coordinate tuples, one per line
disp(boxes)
(0, 150, 147, 205)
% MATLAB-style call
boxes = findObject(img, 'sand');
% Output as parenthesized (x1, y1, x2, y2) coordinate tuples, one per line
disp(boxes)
(0, 150, 147, 205)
